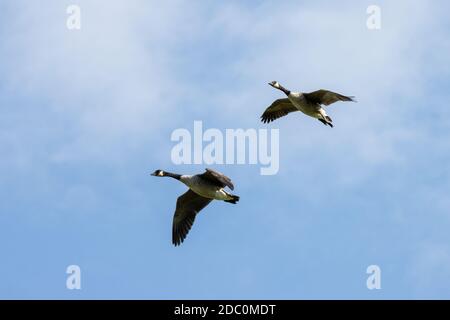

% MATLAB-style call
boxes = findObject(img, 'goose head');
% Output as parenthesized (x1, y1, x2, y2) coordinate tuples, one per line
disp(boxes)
(268, 81, 291, 96)
(268, 81, 281, 89)
(151, 169, 165, 177)
(151, 169, 182, 180)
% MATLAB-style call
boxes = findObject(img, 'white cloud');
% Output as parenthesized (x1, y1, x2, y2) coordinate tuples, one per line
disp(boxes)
(1, 1, 206, 165)
(198, 1, 449, 185)
(2, 0, 448, 169)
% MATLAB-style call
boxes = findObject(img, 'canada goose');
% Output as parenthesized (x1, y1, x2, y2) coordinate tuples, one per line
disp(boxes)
(151, 168, 239, 246)
(261, 81, 356, 127)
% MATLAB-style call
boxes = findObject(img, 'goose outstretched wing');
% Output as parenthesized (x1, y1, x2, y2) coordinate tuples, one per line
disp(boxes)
(304, 89, 356, 106)
(172, 190, 212, 246)
(199, 168, 234, 190)
(260, 98, 298, 123)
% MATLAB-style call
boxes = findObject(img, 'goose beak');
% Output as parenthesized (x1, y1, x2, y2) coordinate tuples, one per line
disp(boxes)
(150, 172, 156, 176)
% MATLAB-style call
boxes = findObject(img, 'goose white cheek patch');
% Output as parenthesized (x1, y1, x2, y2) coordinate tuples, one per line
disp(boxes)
(170, 121, 280, 175)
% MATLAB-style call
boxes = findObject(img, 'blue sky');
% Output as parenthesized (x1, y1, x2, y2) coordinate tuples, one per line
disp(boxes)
(1, 0, 450, 299)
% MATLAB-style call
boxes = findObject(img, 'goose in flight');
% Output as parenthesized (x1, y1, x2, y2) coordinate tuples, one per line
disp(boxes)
(151, 168, 239, 246)
(261, 81, 356, 127)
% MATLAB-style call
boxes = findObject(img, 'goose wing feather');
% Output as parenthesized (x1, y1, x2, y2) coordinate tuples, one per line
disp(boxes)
(304, 89, 356, 106)
(199, 168, 235, 190)
(172, 190, 212, 246)
(260, 98, 298, 123)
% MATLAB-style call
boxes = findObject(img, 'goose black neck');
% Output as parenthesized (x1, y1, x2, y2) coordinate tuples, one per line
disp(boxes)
(164, 172, 182, 180)
(278, 85, 291, 96)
